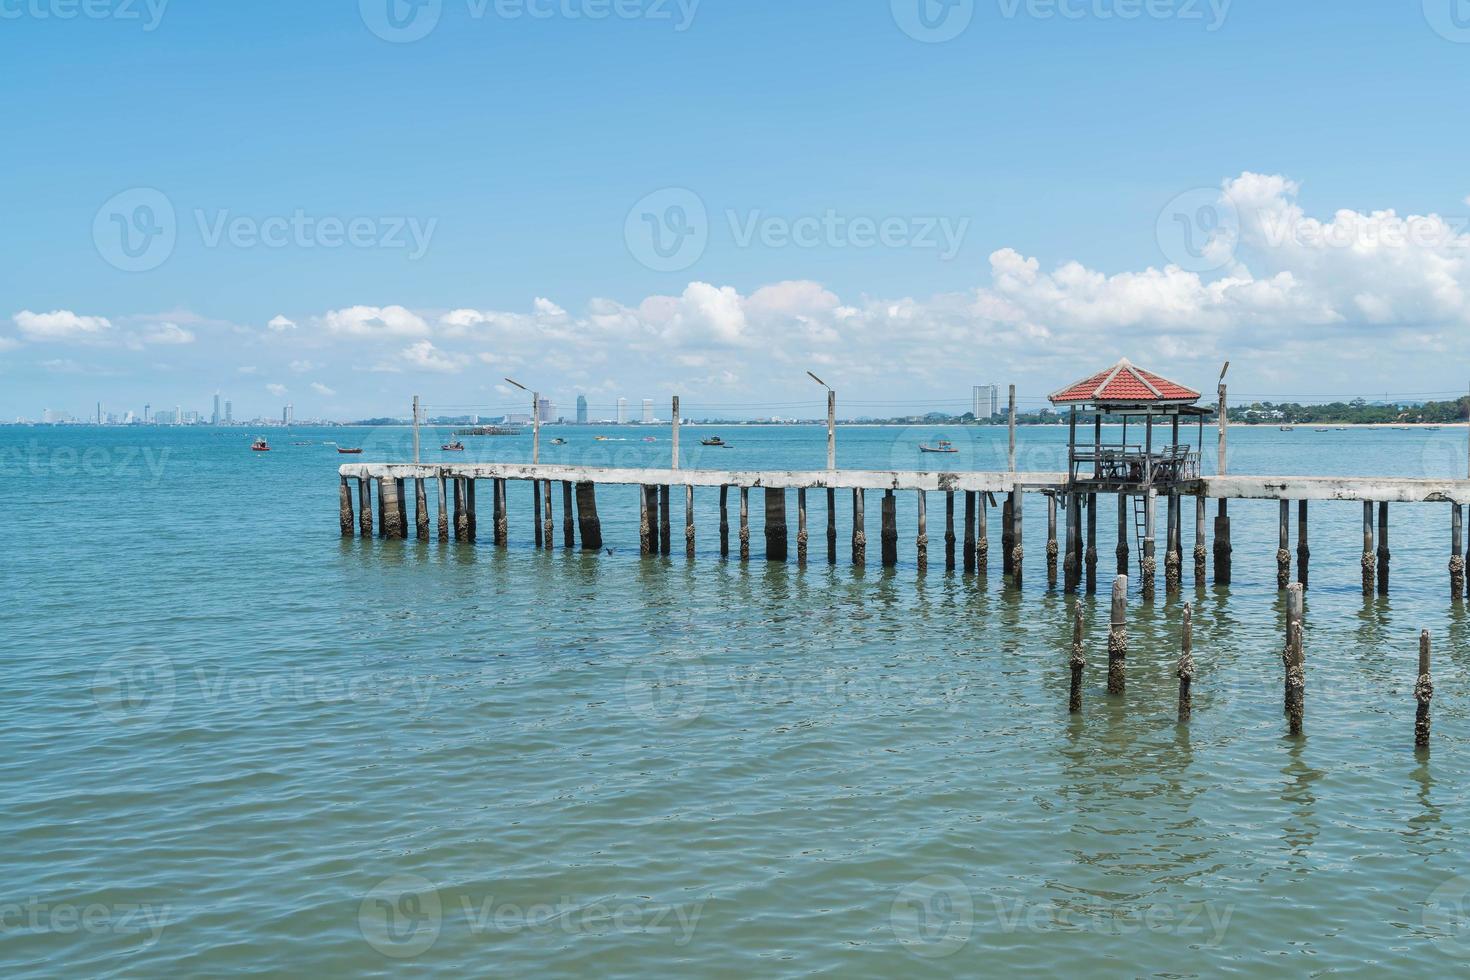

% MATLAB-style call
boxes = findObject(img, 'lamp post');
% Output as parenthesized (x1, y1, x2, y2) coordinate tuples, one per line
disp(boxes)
(505, 377, 539, 464)
(808, 371, 835, 470)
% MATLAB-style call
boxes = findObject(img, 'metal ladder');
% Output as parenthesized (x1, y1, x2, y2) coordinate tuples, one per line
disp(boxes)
(1131, 493, 1148, 578)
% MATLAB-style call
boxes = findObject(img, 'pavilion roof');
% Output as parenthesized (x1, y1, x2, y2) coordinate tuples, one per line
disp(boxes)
(1049, 358, 1201, 406)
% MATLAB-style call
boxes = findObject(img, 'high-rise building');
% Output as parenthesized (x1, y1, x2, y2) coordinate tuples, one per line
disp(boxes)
(972, 384, 1000, 420)
(641, 399, 654, 424)
(96, 402, 102, 425)
(283, 404, 293, 425)
(576, 395, 588, 425)
(144, 403, 151, 424)
(224, 400, 233, 424)
(616, 398, 627, 425)
(537, 398, 555, 423)
(212, 392, 221, 425)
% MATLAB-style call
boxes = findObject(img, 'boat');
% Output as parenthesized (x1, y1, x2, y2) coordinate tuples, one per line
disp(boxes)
(251, 437, 270, 452)
(550, 437, 567, 446)
(701, 436, 728, 447)
(642, 436, 658, 443)
(920, 439, 958, 454)
(1279, 426, 1295, 432)
(337, 447, 363, 455)
(1426, 426, 1442, 431)
(1314, 428, 1329, 433)
(441, 441, 465, 452)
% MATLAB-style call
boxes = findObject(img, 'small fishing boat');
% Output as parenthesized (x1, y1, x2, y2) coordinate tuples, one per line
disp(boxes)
(1426, 426, 1442, 431)
(337, 447, 363, 455)
(1279, 426, 1295, 432)
(701, 436, 727, 447)
(550, 437, 567, 446)
(642, 436, 658, 443)
(920, 439, 958, 454)
(251, 437, 270, 452)
(1314, 428, 1329, 433)
(441, 441, 465, 452)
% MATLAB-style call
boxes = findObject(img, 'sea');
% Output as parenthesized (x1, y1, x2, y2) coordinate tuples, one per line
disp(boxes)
(3, 422, 1469, 976)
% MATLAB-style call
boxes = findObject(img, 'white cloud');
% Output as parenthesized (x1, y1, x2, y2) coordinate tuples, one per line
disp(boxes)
(310, 382, 336, 396)
(140, 322, 195, 345)
(237, 365, 259, 375)
(289, 359, 315, 373)
(399, 340, 465, 373)
(266, 383, 288, 397)
(13, 309, 112, 341)
(320, 304, 428, 337)
(267, 315, 297, 332)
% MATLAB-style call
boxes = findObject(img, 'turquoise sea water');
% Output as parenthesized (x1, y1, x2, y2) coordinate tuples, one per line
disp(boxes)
(4, 423, 1470, 976)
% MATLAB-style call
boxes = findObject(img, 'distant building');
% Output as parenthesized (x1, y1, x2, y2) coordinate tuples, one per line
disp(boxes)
(641, 399, 653, 424)
(282, 404, 294, 425)
(153, 409, 178, 425)
(972, 384, 1000, 419)
(212, 392, 221, 426)
(537, 398, 555, 423)
(505, 413, 531, 425)
(224, 400, 233, 424)
(576, 395, 588, 425)
(617, 398, 627, 425)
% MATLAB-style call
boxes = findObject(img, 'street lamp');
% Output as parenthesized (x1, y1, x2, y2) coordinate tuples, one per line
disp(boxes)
(808, 371, 836, 470)
(505, 377, 539, 464)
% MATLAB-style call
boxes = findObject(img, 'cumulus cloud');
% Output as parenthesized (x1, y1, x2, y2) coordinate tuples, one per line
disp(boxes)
(13, 309, 112, 341)
(400, 340, 465, 373)
(266, 383, 288, 397)
(310, 382, 336, 396)
(139, 322, 195, 345)
(267, 315, 297, 332)
(319, 304, 428, 337)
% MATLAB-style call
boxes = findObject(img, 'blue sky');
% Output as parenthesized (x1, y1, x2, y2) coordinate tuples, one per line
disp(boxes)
(5, 1, 1470, 420)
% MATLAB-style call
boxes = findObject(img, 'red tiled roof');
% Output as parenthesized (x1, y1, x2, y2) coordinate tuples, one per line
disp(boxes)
(1049, 358, 1200, 405)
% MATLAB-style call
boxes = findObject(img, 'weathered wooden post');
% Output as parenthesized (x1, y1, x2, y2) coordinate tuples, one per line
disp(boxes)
(1377, 501, 1391, 596)
(436, 474, 448, 542)
(1047, 494, 1060, 588)
(1107, 575, 1128, 694)
(1085, 493, 1098, 594)
(381, 477, 402, 539)
(765, 488, 788, 562)
(416, 478, 430, 541)
(1451, 505, 1464, 599)
(639, 485, 652, 555)
(1116, 493, 1129, 577)
(533, 482, 544, 548)
(1213, 500, 1232, 585)
(562, 482, 575, 548)
(1284, 583, 1304, 736)
(916, 490, 928, 571)
(1010, 489, 1024, 585)
(739, 487, 751, 561)
(464, 479, 476, 542)
(826, 488, 837, 564)
(1361, 501, 1375, 596)
(852, 488, 866, 565)
(1276, 500, 1291, 591)
(977, 493, 989, 576)
(340, 476, 354, 537)
(1165, 493, 1181, 596)
(396, 478, 410, 541)
(1002, 494, 1014, 577)
(544, 480, 556, 550)
(453, 479, 467, 542)
(1141, 490, 1157, 601)
(881, 490, 898, 567)
(720, 486, 730, 557)
(1193, 495, 1207, 586)
(797, 488, 808, 565)
(944, 491, 956, 571)
(686, 485, 696, 558)
(963, 491, 977, 574)
(1416, 630, 1433, 749)
(659, 484, 671, 555)
(1064, 493, 1081, 594)
(494, 479, 508, 547)
(1069, 599, 1085, 714)
(1178, 602, 1194, 723)
(575, 481, 602, 551)
(1296, 500, 1309, 590)
(376, 477, 387, 538)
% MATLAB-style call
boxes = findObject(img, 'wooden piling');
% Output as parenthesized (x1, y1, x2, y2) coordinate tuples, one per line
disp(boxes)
(1296, 500, 1309, 590)
(1107, 575, 1127, 694)
(1285, 583, 1304, 735)
(451, 478, 464, 542)
(977, 493, 989, 576)
(436, 474, 448, 542)
(797, 488, 808, 565)
(1451, 505, 1464, 598)
(1193, 495, 1207, 586)
(562, 482, 575, 548)
(944, 491, 956, 572)
(1361, 501, 1376, 596)
(339, 476, 354, 537)
(396, 478, 410, 541)
(639, 485, 652, 555)
(963, 491, 977, 573)
(1214, 500, 1231, 585)
(1141, 490, 1156, 601)
(1069, 599, 1085, 714)
(545, 480, 557, 550)
(1276, 500, 1291, 591)
(852, 489, 866, 565)
(765, 488, 788, 562)
(1010, 490, 1024, 585)
(1416, 630, 1433, 748)
(686, 485, 697, 558)
(534, 482, 545, 548)
(380, 477, 402, 539)
(416, 478, 430, 541)
(376, 477, 386, 538)
(881, 490, 898, 567)
(1178, 602, 1194, 723)
(1085, 493, 1098, 594)
(1377, 501, 1390, 596)
(720, 486, 730, 557)
(916, 490, 928, 572)
(1047, 494, 1060, 588)
(1001, 494, 1014, 576)
(464, 479, 476, 542)
(1116, 493, 1129, 577)
(1165, 493, 1181, 596)
(739, 487, 750, 561)
(826, 488, 837, 564)
(575, 481, 602, 551)
(659, 484, 671, 555)
(1065, 493, 1082, 594)
(494, 478, 508, 546)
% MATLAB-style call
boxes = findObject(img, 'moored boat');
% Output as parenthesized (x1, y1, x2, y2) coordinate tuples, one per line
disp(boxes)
(441, 441, 465, 452)
(920, 439, 958, 454)
(251, 437, 270, 452)
(701, 436, 727, 447)
(337, 447, 363, 455)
